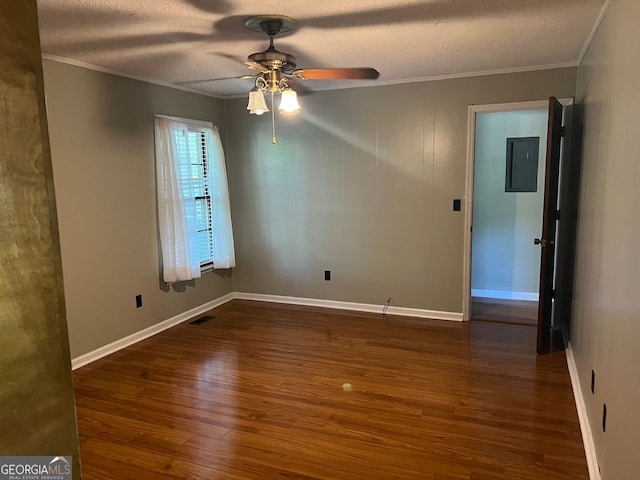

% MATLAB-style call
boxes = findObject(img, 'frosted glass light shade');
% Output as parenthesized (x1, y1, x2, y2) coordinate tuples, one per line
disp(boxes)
(247, 88, 269, 115)
(279, 88, 300, 115)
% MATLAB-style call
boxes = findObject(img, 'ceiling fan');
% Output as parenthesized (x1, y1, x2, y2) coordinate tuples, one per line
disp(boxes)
(239, 15, 379, 144)
(243, 15, 380, 82)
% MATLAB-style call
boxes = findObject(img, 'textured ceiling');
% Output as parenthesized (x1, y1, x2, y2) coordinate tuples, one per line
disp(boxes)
(36, 0, 605, 98)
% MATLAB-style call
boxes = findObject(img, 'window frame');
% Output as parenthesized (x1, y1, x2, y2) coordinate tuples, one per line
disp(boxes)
(189, 127, 214, 270)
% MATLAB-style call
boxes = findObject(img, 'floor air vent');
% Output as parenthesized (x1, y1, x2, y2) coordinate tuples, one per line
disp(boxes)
(190, 315, 214, 325)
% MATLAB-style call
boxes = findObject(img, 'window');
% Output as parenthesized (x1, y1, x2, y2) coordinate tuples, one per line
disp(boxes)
(175, 126, 214, 267)
(155, 116, 235, 283)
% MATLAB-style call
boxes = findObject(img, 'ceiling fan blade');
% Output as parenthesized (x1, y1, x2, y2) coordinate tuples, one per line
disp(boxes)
(293, 68, 379, 80)
(245, 61, 270, 73)
(211, 52, 269, 73)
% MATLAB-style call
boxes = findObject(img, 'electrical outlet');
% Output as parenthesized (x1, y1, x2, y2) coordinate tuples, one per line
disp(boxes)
(591, 370, 596, 394)
(602, 403, 607, 432)
(135, 294, 142, 308)
(453, 199, 461, 211)
(324, 270, 331, 281)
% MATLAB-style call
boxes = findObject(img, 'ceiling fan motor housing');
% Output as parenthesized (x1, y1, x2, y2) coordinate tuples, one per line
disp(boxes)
(248, 49, 297, 72)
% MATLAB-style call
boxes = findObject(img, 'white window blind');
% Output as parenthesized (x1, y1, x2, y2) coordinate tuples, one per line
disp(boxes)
(175, 126, 214, 267)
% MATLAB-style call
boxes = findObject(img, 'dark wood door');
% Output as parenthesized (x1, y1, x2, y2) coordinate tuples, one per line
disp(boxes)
(553, 103, 582, 342)
(536, 97, 564, 354)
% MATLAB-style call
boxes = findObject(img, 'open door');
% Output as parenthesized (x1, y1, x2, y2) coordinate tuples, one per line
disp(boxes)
(553, 103, 582, 343)
(536, 97, 564, 354)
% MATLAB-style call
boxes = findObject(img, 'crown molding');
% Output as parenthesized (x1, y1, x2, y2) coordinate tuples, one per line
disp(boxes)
(41, 53, 225, 99)
(578, 0, 613, 65)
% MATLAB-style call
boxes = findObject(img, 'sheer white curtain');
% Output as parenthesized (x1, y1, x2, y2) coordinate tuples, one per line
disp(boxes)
(155, 117, 201, 283)
(206, 126, 236, 269)
(155, 117, 235, 283)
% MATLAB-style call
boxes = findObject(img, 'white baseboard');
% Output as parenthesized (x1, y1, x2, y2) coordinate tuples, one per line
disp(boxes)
(471, 289, 539, 301)
(71, 292, 235, 370)
(566, 343, 601, 480)
(233, 292, 464, 322)
(72, 291, 463, 370)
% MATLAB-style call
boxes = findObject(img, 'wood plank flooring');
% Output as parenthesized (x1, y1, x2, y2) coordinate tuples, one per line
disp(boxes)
(73, 300, 588, 479)
(471, 297, 539, 326)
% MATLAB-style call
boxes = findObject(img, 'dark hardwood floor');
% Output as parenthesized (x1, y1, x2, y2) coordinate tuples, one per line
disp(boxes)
(471, 297, 539, 326)
(73, 300, 587, 479)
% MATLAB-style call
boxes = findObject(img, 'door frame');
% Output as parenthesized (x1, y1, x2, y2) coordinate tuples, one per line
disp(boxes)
(462, 98, 574, 321)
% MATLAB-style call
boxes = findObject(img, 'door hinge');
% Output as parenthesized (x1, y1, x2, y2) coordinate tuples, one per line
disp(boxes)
(555, 209, 561, 220)
(560, 126, 566, 137)
(551, 289, 556, 299)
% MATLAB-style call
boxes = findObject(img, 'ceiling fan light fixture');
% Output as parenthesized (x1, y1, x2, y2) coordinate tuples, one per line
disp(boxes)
(247, 87, 269, 115)
(278, 88, 300, 115)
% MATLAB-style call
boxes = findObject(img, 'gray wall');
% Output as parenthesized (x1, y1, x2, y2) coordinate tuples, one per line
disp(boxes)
(43, 60, 233, 358)
(572, 0, 640, 477)
(472, 109, 547, 299)
(0, 2, 79, 473)
(226, 68, 576, 313)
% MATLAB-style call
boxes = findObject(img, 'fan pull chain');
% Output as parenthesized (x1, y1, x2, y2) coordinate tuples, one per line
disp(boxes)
(271, 90, 277, 144)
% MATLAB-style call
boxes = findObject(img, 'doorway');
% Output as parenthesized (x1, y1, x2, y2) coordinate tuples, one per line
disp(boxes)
(470, 108, 547, 325)
(462, 99, 573, 325)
